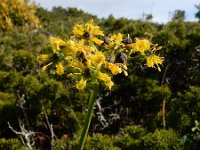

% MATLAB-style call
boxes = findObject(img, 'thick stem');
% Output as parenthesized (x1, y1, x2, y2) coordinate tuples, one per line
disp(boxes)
(78, 90, 95, 150)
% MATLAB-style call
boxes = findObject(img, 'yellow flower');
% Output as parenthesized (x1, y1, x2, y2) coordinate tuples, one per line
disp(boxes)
(87, 51, 106, 69)
(50, 37, 66, 53)
(107, 63, 122, 75)
(76, 78, 87, 91)
(146, 55, 163, 71)
(132, 38, 151, 54)
(97, 72, 114, 90)
(64, 40, 78, 55)
(37, 54, 49, 63)
(111, 33, 123, 44)
(56, 63, 64, 75)
(71, 61, 86, 72)
(83, 44, 96, 53)
(73, 24, 84, 36)
(73, 20, 104, 45)
(91, 37, 104, 45)
(104, 33, 124, 49)
(85, 20, 104, 36)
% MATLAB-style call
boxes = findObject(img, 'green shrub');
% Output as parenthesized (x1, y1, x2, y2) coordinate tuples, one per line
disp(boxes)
(114, 126, 182, 150)
(143, 129, 182, 150)
(114, 125, 146, 150)
(12, 50, 36, 74)
(0, 138, 24, 150)
(168, 86, 200, 133)
(0, 92, 15, 101)
(182, 120, 200, 150)
(51, 135, 71, 150)
(84, 133, 120, 150)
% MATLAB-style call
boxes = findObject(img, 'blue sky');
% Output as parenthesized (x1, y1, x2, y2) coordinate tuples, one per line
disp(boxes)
(34, 0, 200, 23)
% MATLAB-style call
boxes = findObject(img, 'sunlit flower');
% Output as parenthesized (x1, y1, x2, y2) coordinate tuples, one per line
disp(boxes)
(76, 78, 87, 91)
(107, 63, 122, 75)
(87, 51, 106, 69)
(50, 37, 66, 53)
(131, 38, 151, 54)
(110, 33, 123, 45)
(105, 33, 124, 49)
(64, 40, 78, 55)
(73, 24, 84, 36)
(91, 37, 104, 45)
(85, 20, 104, 36)
(73, 20, 104, 45)
(38, 20, 163, 93)
(71, 61, 86, 72)
(146, 55, 163, 71)
(56, 63, 64, 75)
(97, 72, 114, 90)
(82, 43, 97, 54)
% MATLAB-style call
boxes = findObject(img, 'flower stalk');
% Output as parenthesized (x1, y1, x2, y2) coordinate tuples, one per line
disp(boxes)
(37, 20, 164, 150)
(78, 90, 95, 150)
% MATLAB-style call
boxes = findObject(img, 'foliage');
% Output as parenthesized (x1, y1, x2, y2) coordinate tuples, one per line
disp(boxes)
(0, 138, 24, 150)
(172, 10, 185, 21)
(73, 125, 182, 150)
(167, 87, 200, 134)
(84, 133, 120, 150)
(143, 129, 182, 150)
(195, 3, 200, 22)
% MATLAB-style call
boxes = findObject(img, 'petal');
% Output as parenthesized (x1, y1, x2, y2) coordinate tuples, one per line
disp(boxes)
(56, 63, 64, 75)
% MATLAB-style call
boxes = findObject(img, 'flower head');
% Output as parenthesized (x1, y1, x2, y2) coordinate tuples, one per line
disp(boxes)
(97, 72, 114, 90)
(87, 51, 106, 69)
(50, 37, 66, 53)
(131, 38, 151, 54)
(73, 20, 104, 45)
(106, 63, 122, 75)
(38, 20, 163, 91)
(76, 78, 87, 91)
(146, 55, 163, 71)
(56, 63, 64, 75)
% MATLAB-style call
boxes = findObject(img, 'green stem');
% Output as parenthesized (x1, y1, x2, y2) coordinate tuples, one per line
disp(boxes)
(162, 98, 166, 129)
(78, 90, 95, 150)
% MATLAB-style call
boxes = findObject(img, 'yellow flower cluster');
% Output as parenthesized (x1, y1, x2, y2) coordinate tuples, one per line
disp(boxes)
(0, 0, 40, 30)
(38, 20, 163, 91)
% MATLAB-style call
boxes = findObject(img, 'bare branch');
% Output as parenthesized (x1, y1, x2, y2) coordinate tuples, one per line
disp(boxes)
(8, 120, 37, 149)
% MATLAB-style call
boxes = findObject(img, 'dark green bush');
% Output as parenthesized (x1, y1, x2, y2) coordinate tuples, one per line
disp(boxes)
(167, 87, 200, 134)
(0, 101, 19, 137)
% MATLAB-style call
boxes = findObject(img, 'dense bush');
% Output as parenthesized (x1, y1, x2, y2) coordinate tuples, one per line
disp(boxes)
(0, 138, 24, 150)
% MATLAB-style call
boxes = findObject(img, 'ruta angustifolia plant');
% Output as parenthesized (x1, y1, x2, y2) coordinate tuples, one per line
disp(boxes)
(37, 20, 163, 150)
